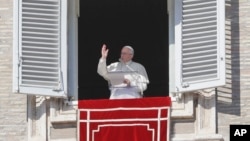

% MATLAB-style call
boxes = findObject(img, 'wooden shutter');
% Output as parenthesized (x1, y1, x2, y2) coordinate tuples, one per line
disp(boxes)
(171, 0, 225, 93)
(13, 0, 67, 97)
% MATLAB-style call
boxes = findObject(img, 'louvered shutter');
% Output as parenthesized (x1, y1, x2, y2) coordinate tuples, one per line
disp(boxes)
(171, 0, 225, 93)
(13, 0, 67, 97)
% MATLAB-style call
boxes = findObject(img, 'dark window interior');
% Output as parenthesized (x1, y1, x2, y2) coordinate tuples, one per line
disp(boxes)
(78, 0, 169, 100)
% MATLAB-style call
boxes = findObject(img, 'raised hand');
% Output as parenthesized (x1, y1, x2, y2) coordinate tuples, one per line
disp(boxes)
(101, 44, 109, 59)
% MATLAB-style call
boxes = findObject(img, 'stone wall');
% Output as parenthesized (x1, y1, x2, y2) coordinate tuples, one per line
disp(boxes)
(0, 0, 27, 141)
(217, 0, 250, 141)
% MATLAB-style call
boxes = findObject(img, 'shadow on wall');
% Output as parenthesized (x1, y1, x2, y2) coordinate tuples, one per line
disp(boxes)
(216, 0, 240, 116)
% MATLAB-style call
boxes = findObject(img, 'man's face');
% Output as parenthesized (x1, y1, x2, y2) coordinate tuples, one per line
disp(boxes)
(120, 47, 133, 63)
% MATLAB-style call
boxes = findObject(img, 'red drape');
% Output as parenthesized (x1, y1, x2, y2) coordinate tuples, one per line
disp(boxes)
(78, 96, 171, 141)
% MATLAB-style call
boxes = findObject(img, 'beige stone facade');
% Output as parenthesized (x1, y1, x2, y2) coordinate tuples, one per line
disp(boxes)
(217, 0, 250, 141)
(0, 0, 250, 141)
(0, 0, 27, 140)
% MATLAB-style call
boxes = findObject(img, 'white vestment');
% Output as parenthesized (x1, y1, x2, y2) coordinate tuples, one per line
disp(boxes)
(97, 58, 149, 99)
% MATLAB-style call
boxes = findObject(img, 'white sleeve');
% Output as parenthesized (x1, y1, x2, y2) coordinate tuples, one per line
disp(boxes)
(126, 64, 149, 94)
(130, 74, 148, 93)
(97, 58, 109, 80)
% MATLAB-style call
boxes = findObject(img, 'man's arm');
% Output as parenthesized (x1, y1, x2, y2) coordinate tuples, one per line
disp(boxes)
(124, 64, 149, 95)
(97, 44, 109, 80)
(129, 74, 148, 94)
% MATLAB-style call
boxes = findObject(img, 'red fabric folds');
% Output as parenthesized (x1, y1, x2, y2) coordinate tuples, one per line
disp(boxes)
(78, 96, 171, 141)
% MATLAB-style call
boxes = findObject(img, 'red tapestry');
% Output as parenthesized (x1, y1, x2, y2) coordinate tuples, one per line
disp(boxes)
(78, 97, 171, 141)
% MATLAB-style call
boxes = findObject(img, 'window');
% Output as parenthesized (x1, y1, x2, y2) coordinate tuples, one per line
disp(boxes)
(13, 0, 68, 97)
(13, 0, 225, 99)
(78, 0, 169, 99)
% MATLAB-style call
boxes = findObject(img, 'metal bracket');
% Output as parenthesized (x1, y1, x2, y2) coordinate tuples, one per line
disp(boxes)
(182, 82, 189, 88)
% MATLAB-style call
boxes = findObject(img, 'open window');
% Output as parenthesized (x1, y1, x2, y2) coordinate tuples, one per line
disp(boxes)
(78, 0, 169, 99)
(13, 0, 68, 97)
(12, 0, 225, 100)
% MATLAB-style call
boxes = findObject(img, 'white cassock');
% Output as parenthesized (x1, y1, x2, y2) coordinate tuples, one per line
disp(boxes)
(97, 58, 149, 99)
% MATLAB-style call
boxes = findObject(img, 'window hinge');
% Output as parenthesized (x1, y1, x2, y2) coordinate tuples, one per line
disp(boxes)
(182, 82, 189, 88)
(18, 56, 23, 67)
(53, 71, 63, 92)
